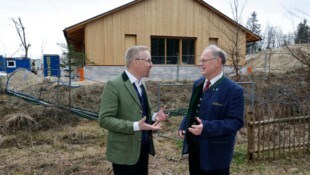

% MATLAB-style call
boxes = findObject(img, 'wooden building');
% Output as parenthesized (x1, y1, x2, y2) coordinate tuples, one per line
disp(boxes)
(64, 0, 260, 81)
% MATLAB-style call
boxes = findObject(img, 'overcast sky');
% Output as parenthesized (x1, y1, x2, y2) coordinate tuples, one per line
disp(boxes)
(0, 0, 309, 59)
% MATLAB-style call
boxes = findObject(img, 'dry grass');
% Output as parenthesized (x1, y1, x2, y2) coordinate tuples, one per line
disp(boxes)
(0, 119, 309, 175)
(4, 112, 38, 131)
(0, 52, 309, 174)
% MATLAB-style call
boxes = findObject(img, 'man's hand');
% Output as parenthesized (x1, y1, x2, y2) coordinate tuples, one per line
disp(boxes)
(155, 105, 169, 122)
(188, 117, 203, 136)
(139, 117, 162, 131)
(178, 130, 186, 139)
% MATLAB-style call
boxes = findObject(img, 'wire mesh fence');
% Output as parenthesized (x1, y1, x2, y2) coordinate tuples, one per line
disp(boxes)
(5, 68, 103, 120)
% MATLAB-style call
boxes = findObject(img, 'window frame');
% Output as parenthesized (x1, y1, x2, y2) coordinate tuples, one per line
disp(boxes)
(151, 36, 196, 65)
(7, 60, 16, 68)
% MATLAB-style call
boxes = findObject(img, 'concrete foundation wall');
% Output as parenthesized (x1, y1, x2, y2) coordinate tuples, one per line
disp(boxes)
(84, 65, 202, 82)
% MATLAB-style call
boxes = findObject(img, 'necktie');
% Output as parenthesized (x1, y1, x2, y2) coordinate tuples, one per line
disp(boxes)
(133, 83, 141, 97)
(135, 84, 149, 144)
(140, 84, 146, 97)
(203, 80, 211, 93)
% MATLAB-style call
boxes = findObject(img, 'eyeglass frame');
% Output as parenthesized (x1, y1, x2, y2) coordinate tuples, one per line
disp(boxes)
(134, 58, 153, 63)
(198, 57, 218, 64)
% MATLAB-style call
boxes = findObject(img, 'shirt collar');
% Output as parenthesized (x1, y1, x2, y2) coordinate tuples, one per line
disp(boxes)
(125, 70, 143, 86)
(204, 71, 224, 87)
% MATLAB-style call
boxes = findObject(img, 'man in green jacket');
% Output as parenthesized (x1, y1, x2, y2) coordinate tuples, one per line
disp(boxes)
(98, 45, 168, 175)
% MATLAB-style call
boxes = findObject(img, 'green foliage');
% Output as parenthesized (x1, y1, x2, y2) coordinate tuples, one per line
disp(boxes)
(233, 145, 247, 165)
(295, 19, 310, 44)
(176, 139, 183, 149)
(246, 11, 261, 36)
(58, 43, 86, 69)
(246, 11, 262, 53)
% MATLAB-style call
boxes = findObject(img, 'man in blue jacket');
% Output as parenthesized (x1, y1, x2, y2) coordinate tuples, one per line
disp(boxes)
(178, 45, 244, 175)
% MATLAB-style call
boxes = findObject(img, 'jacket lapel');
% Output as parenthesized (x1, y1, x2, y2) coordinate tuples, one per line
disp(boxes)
(186, 78, 204, 128)
(122, 72, 141, 107)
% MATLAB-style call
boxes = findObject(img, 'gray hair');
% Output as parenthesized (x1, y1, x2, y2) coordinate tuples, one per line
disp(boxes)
(205, 45, 226, 65)
(125, 45, 149, 67)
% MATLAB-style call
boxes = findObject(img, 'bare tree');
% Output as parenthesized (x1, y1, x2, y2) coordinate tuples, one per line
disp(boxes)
(41, 40, 47, 57)
(260, 25, 285, 50)
(285, 44, 310, 69)
(224, 0, 247, 81)
(266, 26, 276, 49)
(58, 43, 86, 109)
(199, 0, 253, 80)
(11, 17, 31, 58)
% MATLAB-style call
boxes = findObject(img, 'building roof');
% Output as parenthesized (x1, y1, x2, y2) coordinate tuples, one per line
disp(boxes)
(64, 0, 261, 45)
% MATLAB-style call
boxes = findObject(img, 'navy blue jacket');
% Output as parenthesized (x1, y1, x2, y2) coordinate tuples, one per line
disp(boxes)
(179, 76, 244, 171)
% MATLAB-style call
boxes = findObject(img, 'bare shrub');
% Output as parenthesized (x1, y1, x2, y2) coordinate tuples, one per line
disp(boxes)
(4, 113, 38, 131)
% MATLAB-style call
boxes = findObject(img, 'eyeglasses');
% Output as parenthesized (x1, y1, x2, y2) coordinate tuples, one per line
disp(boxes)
(199, 57, 218, 64)
(135, 58, 153, 64)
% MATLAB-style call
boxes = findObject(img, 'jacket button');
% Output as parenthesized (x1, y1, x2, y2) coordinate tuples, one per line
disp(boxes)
(138, 139, 141, 142)
(140, 110, 142, 114)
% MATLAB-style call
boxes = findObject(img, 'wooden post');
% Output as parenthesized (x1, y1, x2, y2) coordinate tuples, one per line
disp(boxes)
(288, 107, 292, 154)
(308, 109, 310, 151)
(302, 107, 306, 152)
(247, 111, 255, 161)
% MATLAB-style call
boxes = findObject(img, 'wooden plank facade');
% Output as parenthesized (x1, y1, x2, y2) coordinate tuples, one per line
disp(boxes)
(64, 0, 260, 66)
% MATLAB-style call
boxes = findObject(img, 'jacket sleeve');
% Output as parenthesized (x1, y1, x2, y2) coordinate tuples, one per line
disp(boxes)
(201, 87, 244, 138)
(98, 81, 135, 135)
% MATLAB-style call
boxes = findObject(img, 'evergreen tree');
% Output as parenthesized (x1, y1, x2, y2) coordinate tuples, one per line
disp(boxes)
(295, 19, 310, 44)
(246, 11, 261, 36)
(246, 11, 261, 53)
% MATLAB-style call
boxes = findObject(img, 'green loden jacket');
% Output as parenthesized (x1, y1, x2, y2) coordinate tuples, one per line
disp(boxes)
(98, 72, 155, 165)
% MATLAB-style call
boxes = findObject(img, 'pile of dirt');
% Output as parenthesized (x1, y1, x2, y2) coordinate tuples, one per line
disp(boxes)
(4, 70, 104, 112)
(245, 46, 305, 73)
(4, 69, 194, 113)
(0, 94, 81, 134)
(6, 69, 45, 92)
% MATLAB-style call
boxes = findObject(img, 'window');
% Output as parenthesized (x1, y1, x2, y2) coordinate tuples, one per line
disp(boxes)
(166, 39, 179, 64)
(151, 37, 195, 65)
(182, 39, 195, 64)
(209, 38, 218, 45)
(151, 38, 165, 64)
(7, 60, 16, 68)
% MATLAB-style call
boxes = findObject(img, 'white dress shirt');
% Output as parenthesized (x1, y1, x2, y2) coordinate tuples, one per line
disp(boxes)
(203, 71, 224, 89)
(125, 70, 157, 131)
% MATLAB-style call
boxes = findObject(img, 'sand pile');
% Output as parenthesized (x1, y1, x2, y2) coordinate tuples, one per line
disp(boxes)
(6, 69, 45, 92)
(245, 47, 304, 73)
